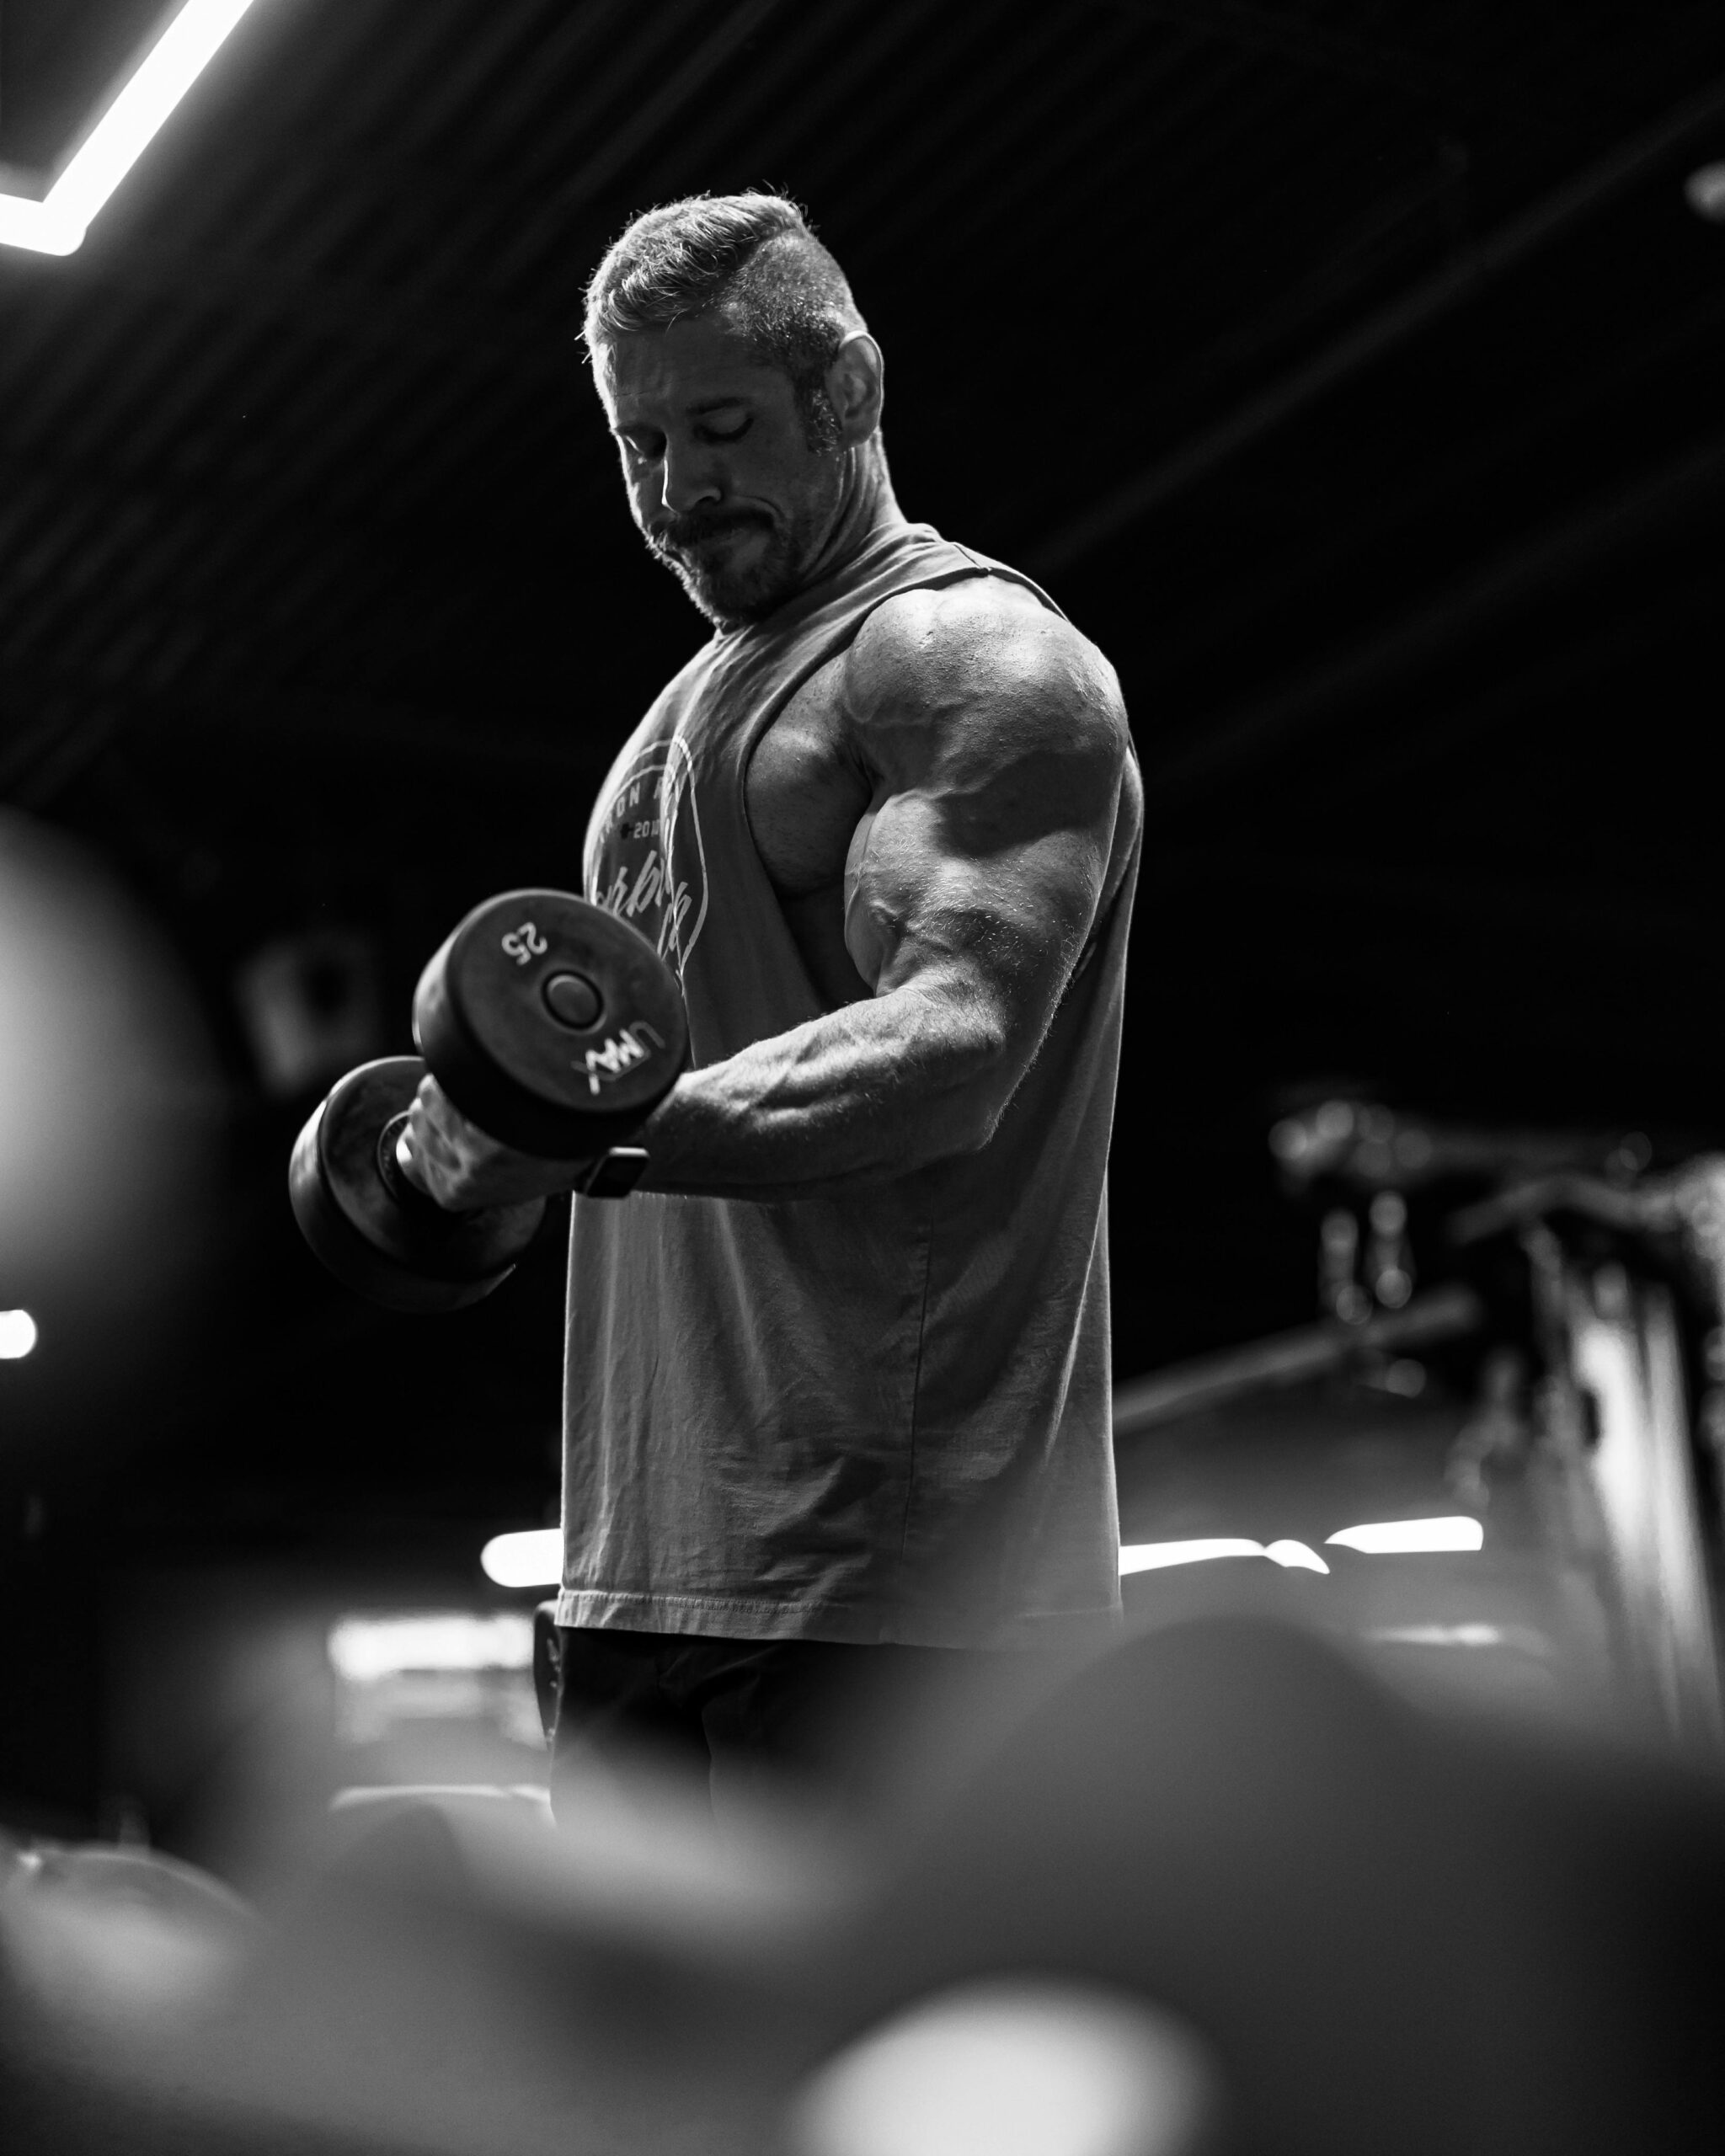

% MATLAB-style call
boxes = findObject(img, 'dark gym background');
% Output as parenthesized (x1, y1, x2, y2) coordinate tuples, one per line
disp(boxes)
(2, 0, 1722, 1834)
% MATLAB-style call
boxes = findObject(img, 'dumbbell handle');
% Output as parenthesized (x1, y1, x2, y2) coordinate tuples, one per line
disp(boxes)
(377, 1108, 647, 1209)
(374, 1112, 432, 1212)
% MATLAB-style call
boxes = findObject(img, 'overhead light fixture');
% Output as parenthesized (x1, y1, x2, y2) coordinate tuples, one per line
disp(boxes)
(1326, 1516, 1483, 1555)
(0, 0, 263, 257)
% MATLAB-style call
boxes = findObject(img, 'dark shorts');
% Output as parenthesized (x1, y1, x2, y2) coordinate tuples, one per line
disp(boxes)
(545, 1622, 1001, 1820)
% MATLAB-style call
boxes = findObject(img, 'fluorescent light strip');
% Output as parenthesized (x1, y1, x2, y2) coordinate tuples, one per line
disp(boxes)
(0, 0, 261, 257)
(1326, 1517, 1484, 1555)
(327, 1611, 534, 1683)
(1119, 1538, 1264, 1575)
(480, 1528, 562, 1588)
(1263, 1538, 1329, 1574)
(1370, 1624, 1504, 1649)
(481, 1518, 1477, 1595)
(1119, 1537, 1329, 1577)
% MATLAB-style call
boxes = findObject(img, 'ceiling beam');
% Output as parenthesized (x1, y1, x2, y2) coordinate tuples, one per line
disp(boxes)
(489, 0, 785, 280)
(0, 654, 611, 814)
(1097, 0, 1457, 99)
(1307, 564, 1721, 816)
(1130, 275, 1725, 691)
(0, 226, 578, 386)
(1028, 70, 1725, 579)
(1151, 845, 1716, 952)
(0, 0, 787, 379)
(1136, 429, 1725, 815)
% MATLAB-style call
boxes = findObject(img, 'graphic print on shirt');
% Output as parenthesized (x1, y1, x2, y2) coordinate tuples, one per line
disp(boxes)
(585, 734, 708, 980)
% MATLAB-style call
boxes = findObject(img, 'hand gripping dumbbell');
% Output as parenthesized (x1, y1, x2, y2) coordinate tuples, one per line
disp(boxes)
(289, 890, 686, 1313)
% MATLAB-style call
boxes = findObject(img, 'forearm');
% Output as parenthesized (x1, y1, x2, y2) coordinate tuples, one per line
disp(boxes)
(636, 981, 1006, 1199)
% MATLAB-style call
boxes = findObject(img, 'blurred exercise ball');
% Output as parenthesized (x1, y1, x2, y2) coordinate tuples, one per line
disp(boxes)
(0, 812, 219, 1443)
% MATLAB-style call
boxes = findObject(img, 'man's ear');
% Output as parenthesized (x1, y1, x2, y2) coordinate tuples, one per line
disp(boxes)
(825, 334, 884, 445)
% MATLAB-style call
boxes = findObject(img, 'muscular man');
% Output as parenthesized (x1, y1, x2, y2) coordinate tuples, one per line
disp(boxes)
(406, 193, 1142, 1806)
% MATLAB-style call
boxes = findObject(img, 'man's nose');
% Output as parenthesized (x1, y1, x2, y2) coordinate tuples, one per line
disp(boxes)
(660, 440, 722, 516)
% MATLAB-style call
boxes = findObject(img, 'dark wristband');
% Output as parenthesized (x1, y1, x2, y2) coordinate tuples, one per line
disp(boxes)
(576, 1146, 649, 1199)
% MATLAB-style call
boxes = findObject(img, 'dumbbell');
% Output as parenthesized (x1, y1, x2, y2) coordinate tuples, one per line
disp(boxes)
(289, 889, 686, 1313)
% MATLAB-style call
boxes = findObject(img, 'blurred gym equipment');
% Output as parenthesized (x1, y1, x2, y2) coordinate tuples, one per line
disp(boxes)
(1116, 1097, 1725, 1757)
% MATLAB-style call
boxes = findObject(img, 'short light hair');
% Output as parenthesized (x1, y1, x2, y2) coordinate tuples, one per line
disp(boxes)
(584, 192, 866, 442)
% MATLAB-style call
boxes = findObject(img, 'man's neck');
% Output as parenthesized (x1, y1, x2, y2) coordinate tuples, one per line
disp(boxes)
(798, 443, 906, 598)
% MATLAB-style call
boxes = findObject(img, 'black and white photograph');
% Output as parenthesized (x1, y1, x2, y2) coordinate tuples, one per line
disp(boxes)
(2, 4, 1724, 2151)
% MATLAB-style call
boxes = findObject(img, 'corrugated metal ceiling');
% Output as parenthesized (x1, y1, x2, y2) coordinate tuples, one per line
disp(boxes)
(3, 1, 1719, 831)
(3, 0, 1723, 1481)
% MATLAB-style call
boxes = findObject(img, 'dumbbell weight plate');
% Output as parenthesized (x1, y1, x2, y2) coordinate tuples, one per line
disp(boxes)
(288, 1057, 547, 1314)
(413, 891, 686, 1160)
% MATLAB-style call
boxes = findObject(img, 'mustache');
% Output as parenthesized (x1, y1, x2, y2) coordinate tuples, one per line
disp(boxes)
(648, 508, 775, 556)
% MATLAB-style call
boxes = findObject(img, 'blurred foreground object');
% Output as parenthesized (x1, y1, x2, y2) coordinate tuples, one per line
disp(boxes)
(788, 1978, 1218, 2156)
(857, 1617, 1725, 2156)
(4, 1620, 1725, 2154)
(0, 1837, 259, 2023)
(1, 1754, 840, 2155)
(0, 811, 219, 1444)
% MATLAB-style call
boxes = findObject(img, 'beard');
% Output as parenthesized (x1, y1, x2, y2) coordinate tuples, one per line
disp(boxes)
(642, 462, 843, 630)
(643, 510, 800, 629)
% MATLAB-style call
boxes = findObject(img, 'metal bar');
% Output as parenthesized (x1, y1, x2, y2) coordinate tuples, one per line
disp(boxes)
(1112, 1283, 1482, 1438)
(495, 0, 783, 284)
(1137, 429, 1725, 814)
(0, 654, 609, 811)
(1097, 0, 1458, 99)
(1569, 1273, 1725, 1756)
(1309, 560, 1722, 815)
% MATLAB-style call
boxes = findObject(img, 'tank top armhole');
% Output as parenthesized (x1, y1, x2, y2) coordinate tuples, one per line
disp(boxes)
(729, 547, 1060, 785)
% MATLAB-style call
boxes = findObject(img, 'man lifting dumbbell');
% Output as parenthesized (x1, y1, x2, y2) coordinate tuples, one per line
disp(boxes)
(308, 193, 1143, 1810)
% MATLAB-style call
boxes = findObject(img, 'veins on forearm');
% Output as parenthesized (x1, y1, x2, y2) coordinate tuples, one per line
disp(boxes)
(635, 987, 1002, 1198)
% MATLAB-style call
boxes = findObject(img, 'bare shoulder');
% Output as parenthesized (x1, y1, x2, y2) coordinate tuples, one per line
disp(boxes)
(841, 576, 1130, 784)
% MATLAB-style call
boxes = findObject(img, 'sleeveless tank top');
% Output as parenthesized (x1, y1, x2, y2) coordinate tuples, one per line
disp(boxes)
(557, 520, 1139, 1648)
